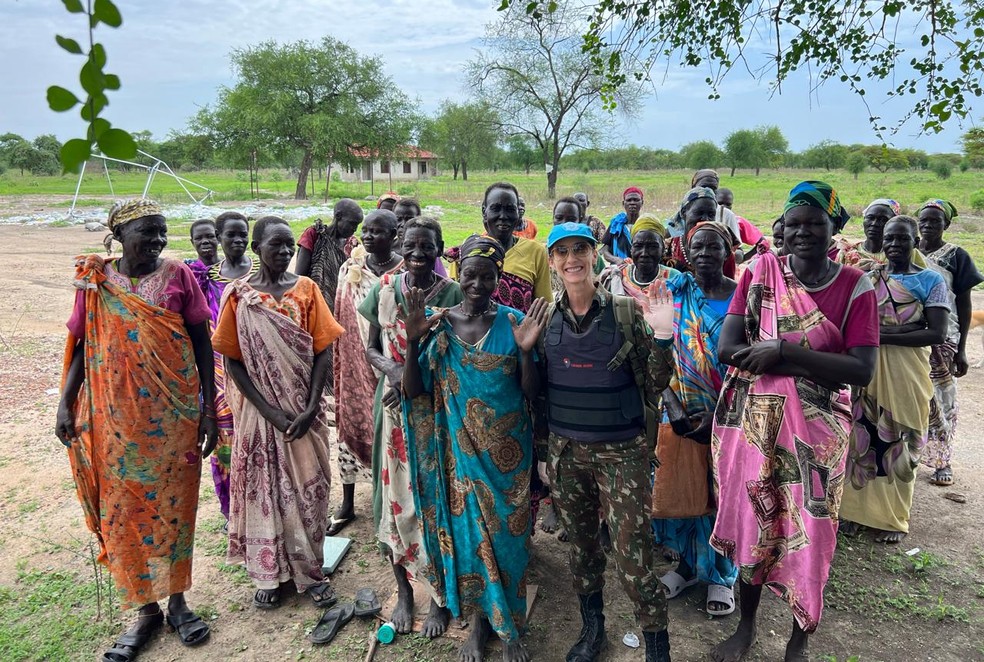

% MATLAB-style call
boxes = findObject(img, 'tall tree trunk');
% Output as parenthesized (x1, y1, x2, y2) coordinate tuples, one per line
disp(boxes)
(755, 166, 760, 176)
(452, 164, 459, 180)
(730, 165, 736, 177)
(547, 165, 558, 198)
(462, 160, 468, 181)
(294, 149, 313, 200)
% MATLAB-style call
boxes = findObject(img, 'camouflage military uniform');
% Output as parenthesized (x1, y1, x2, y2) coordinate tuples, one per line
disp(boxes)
(540, 285, 672, 633)
(546, 432, 667, 632)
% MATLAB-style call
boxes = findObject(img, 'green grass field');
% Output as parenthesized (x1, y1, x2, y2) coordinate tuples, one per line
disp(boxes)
(3, 167, 984, 262)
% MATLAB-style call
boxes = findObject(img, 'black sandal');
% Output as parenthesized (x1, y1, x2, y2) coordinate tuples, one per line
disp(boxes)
(165, 610, 211, 647)
(253, 587, 281, 610)
(101, 610, 164, 662)
(306, 581, 337, 608)
(310, 602, 355, 645)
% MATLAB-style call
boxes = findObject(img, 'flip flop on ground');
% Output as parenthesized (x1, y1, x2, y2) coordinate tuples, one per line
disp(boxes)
(353, 587, 381, 618)
(309, 602, 355, 645)
(326, 513, 357, 537)
(706, 584, 736, 617)
(659, 570, 698, 599)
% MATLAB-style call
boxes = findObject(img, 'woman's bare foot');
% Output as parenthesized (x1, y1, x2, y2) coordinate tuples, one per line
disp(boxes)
(392, 565, 415, 633)
(459, 613, 492, 662)
(838, 520, 861, 537)
(422, 599, 451, 638)
(710, 621, 757, 662)
(874, 529, 907, 544)
(540, 502, 561, 534)
(502, 639, 530, 662)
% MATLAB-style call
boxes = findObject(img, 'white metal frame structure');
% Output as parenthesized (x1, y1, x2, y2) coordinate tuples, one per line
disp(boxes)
(69, 149, 214, 217)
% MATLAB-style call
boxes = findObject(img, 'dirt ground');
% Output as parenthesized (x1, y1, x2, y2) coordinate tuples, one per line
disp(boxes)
(0, 223, 981, 662)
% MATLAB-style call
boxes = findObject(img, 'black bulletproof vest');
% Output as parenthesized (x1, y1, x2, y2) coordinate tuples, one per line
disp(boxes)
(544, 303, 644, 442)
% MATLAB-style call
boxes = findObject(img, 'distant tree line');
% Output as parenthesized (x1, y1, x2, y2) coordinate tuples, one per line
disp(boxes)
(0, 122, 972, 184)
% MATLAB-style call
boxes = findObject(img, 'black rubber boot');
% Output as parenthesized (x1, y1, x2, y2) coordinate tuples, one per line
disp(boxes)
(644, 629, 671, 662)
(565, 591, 608, 662)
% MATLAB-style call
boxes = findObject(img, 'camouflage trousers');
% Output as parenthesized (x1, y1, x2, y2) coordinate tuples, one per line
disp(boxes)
(546, 433, 668, 632)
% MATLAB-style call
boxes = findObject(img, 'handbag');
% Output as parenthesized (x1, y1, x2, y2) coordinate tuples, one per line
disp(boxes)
(651, 419, 714, 519)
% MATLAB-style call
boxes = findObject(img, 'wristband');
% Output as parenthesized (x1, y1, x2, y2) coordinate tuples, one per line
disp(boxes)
(778, 339, 786, 360)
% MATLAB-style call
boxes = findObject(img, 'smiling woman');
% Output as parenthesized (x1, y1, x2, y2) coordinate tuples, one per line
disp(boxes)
(56, 198, 218, 660)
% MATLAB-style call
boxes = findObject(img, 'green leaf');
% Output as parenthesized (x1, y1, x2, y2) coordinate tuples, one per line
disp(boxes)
(47, 85, 80, 112)
(61, 0, 85, 13)
(91, 43, 107, 69)
(103, 74, 120, 90)
(93, 0, 123, 27)
(79, 60, 102, 95)
(60, 139, 91, 173)
(55, 35, 83, 55)
(80, 94, 108, 122)
(97, 128, 137, 159)
(86, 118, 111, 142)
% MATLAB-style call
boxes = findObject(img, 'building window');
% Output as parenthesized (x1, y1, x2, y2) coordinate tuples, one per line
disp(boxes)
(380, 160, 390, 174)
(419, 161, 427, 174)
(402, 161, 412, 174)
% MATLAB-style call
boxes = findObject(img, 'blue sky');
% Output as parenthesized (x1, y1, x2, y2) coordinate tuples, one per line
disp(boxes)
(1, 0, 974, 154)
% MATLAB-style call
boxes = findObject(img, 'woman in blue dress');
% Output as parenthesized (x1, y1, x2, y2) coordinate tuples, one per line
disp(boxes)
(402, 234, 548, 662)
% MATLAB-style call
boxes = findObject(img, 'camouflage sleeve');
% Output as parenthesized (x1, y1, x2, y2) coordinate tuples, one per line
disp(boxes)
(634, 315, 674, 401)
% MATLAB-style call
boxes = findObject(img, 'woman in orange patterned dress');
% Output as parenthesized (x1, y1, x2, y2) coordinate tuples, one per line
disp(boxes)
(56, 199, 218, 661)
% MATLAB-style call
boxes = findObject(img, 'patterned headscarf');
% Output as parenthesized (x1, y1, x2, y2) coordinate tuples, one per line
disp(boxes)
(691, 169, 719, 187)
(376, 191, 399, 209)
(459, 234, 505, 274)
(107, 198, 162, 231)
(864, 198, 902, 217)
(680, 186, 717, 214)
(622, 186, 644, 200)
(783, 180, 851, 232)
(630, 214, 666, 239)
(104, 198, 163, 253)
(917, 199, 958, 223)
(686, 220, 733, 248)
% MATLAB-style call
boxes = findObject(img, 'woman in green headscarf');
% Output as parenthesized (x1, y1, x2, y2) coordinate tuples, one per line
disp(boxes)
(917, 200, 983, 486)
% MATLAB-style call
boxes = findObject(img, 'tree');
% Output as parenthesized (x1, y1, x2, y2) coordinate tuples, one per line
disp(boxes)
(859, 145, 909, 172)
(197, 38, 416, 199)
(506, 0, 984, 136)
(468, 3, 642, 197)
(679, 141, 723, 170)
(846, 152, 867, 180)
(801, 140, 848, 171)
(757, 126, 788, 171)
(505, 135, 540, 174)
(961, 127, 984, 166)
(930, 158, 953, 179)
(420, 100, 501, 180)
(723, 130, 761, 176)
